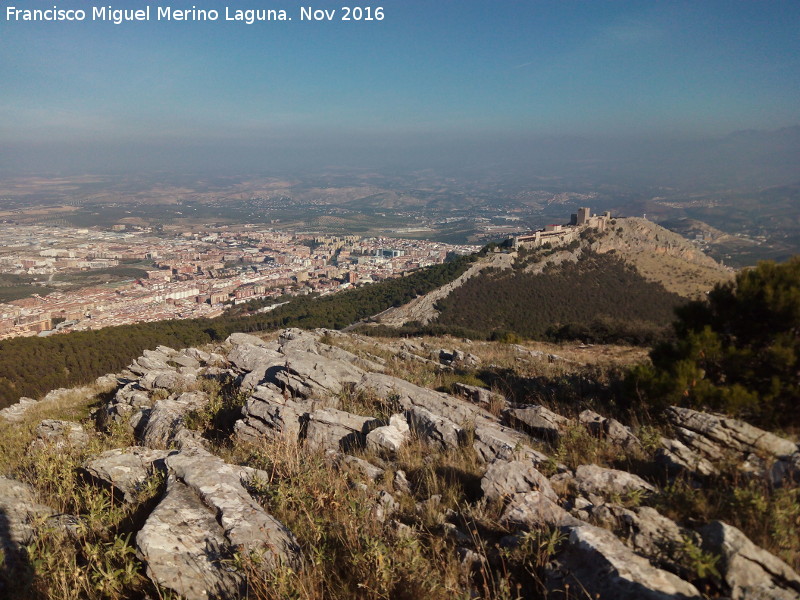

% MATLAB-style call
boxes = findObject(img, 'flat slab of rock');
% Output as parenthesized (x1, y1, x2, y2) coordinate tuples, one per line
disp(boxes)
(481, 459, 557, 503)
(226, 332, 271, 347)
(472, 422, 550, 465)
(700, 520, 800, 600)
(575, 464, 655, 500)
(667, 406, 800, 485)
(83, 447, 171, 503)
(359, 372, 491, 426)
(227, 343, 283, 374)
(128, 348, 178, 376)
(656, 437, 718, 478)
(277, 329, 385, 372)
(164, 446, 302, 567)
(667, 406, 798, 459)
(137, 476, 242, 600)
(270, 351, 366, 399)
(170, 354, 201, 369)
(154, 345, 178, 357)
(506, 404, 570, 441)
(501, 491, 580, 529)
(139, 369, 196, 392)
(551, 523, 701, 599)
(128, 358, 167, 377)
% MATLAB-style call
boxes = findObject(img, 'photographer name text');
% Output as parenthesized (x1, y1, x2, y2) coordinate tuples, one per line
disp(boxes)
(5, 5, 385, 25)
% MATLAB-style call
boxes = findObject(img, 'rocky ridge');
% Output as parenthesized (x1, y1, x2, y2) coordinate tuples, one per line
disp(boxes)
(0, 327, 798, 599)
(589, 217, 734, 297)
(517, 216, 732, 297)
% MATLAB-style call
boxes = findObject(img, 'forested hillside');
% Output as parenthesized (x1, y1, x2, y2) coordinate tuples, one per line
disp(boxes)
(0, 256, 474, 408)
(433, 252, 684, 343)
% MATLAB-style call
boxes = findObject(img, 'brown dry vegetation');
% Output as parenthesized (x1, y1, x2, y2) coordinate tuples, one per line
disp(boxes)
(625, 251, 733, 298)
(0, 384, 166, 599)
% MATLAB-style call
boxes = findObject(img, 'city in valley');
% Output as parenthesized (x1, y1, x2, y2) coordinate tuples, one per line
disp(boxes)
(0, 223, 477, 340)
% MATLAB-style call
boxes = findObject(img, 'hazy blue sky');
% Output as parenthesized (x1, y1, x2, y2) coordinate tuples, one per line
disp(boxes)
(1, 0, 799, 172)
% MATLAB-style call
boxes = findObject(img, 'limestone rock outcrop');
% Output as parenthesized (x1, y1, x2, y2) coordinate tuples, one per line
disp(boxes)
(136, 475, 243, 600)
(0, 476, 55, 578)
(667, 406, 798, 458)
(472, 422, 551, 465)
(550, 524, 702, 599)
(502, 491, 579, 529)
(666, 406, 800, 484)
(5, 327, 799, 600)
(575, 464, 656, 500)
(0, 397, 39, 424)
(453, 382, 505, 408)
(30, 419, 90, 450)
(137, 444, 302, 599)
(407, 406, 463, 450)
(366, 413, 410, 456)
(579, 409, 642, 450)
(304, 407, 381, 451)
(699, 520, 800, 600)
(656, 436, 718, 478)
(141, 391, 209, 449)
(165, 445, 301, 562)
(481, 459, 557, 503)
(506, 404, 570, 441)
(359, 372, 490, 426)
(234, 385, 315, 443)
(83, 446, 171, 503)
(589, 503, 695, 573)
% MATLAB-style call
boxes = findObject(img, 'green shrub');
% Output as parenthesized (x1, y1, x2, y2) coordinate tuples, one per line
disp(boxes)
(629, 256, 800, 426)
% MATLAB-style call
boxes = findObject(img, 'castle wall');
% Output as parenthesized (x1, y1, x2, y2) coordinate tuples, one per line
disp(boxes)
(512, 209, 610, 249)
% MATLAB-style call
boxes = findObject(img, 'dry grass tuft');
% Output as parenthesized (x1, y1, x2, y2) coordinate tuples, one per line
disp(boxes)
(0, 383, 171, 599)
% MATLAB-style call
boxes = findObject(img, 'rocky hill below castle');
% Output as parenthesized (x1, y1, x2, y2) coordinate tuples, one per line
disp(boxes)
(374, 216, 732, 335)
(587, 217, 734, 297)
(0, 327, 797, 599)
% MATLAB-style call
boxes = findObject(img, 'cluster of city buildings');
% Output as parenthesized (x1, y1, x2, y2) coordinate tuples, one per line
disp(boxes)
(0, 224, 478, 340)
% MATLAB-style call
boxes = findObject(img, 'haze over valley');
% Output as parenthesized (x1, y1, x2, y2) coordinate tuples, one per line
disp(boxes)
(2, 2, 800, 599)
(3, 124, 800, 268)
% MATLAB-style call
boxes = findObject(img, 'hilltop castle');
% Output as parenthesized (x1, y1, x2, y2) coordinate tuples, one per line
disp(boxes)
(511, 207, 611, 249)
